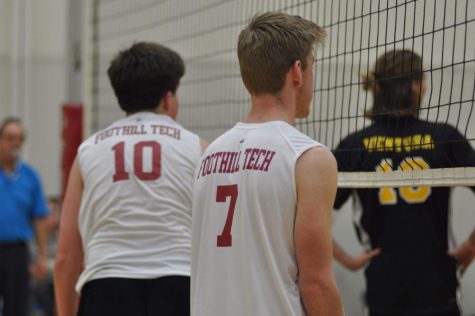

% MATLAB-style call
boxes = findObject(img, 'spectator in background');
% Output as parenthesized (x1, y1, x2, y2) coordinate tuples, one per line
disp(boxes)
(333, 49, 475, 316)
(0, 117, 49, 316)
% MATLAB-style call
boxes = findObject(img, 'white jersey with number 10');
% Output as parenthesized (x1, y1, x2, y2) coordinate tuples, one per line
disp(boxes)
(75, 112, 201, 293)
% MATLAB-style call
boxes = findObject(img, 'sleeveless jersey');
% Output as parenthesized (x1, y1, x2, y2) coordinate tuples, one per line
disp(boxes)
(191, 121, 324, 316)
(75, 112, 201, 293)
(334, 116, 475, 314)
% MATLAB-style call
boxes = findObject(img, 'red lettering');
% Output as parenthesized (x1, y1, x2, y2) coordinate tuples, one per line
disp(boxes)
(139, 125, 147, 134)
(246, 148, 260, 170)
(112, 142, 129, 181)
(260, 150, 276, 171)
(197, 159, 206, 179)
(233, 151, 241, 172)
(199, 149, 274, 178)
(206, 156, 213, 175)
(226, 152, 237, 173)
(219, 152, 231, 173)
(216, 184, 238, 247)
(213, 152, 223, 173)
(243, 148, 252, 170)
(134, 141, 161, 180)
(112, 141, 161, 181)
(253, 149, 267, 170)
(201, 157, 209, 177)
(122, 125, 131, 135)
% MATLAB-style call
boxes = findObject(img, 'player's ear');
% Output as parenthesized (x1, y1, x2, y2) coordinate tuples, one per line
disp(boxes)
(411, 79, 421, 95)
(162, 91, 172, 112)
(291, 60, 303, 87)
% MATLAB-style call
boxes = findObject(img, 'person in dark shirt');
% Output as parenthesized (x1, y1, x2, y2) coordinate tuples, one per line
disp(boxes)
(333, 49, 475, 316)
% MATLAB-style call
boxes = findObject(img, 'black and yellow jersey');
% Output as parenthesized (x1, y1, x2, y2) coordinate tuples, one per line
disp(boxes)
(334, 116, 475, 314)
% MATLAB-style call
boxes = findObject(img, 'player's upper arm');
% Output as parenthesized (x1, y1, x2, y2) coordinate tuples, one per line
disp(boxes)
(56, 158, 84, 260)
(295, 146, 338, 287)
(54, 158, 85, 316)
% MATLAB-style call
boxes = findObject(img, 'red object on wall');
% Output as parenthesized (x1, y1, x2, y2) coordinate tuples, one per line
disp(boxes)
(61, 104, 83, 201)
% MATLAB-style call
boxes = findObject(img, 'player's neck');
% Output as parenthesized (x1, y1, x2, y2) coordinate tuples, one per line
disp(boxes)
(156, 102, 177, 120)
(245, 93, 296, 125)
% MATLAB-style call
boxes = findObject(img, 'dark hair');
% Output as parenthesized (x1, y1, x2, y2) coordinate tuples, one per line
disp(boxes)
(363, 49, 424, 119)
(0, 117, 22, 135)
(107, 42, 185, 113)
(238, 12, 325, 95)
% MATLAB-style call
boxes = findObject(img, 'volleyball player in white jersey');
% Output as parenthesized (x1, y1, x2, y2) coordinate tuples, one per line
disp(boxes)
(54, 42, 205, 316)
(191, 12, 344, 316)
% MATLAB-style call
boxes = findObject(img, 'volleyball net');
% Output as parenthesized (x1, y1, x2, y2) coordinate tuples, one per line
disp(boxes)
(84, 0, 475, 187)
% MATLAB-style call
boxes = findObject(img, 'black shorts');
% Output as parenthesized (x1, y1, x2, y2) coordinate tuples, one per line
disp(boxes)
(0, 241, 29, 316)
(77, 276, 190, 316)
(369, 309, 460, 316)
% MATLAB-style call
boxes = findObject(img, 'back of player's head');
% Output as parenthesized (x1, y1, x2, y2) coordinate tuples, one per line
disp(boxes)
(363, 49, 424, 119)
(107, 42, 185, 113)
(237, 12, 325, 96)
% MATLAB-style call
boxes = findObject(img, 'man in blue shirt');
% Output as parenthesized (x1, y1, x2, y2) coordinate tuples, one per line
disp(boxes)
(0, 117, 49, 316)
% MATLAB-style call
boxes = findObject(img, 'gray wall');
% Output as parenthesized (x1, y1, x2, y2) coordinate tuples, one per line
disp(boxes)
(0, 0, 68, 197)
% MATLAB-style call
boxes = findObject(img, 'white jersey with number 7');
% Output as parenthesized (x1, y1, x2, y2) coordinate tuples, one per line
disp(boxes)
(191, 121, 323, 316)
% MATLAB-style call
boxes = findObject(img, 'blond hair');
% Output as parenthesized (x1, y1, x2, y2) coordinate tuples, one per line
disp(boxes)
(237, 12, 326, 95)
